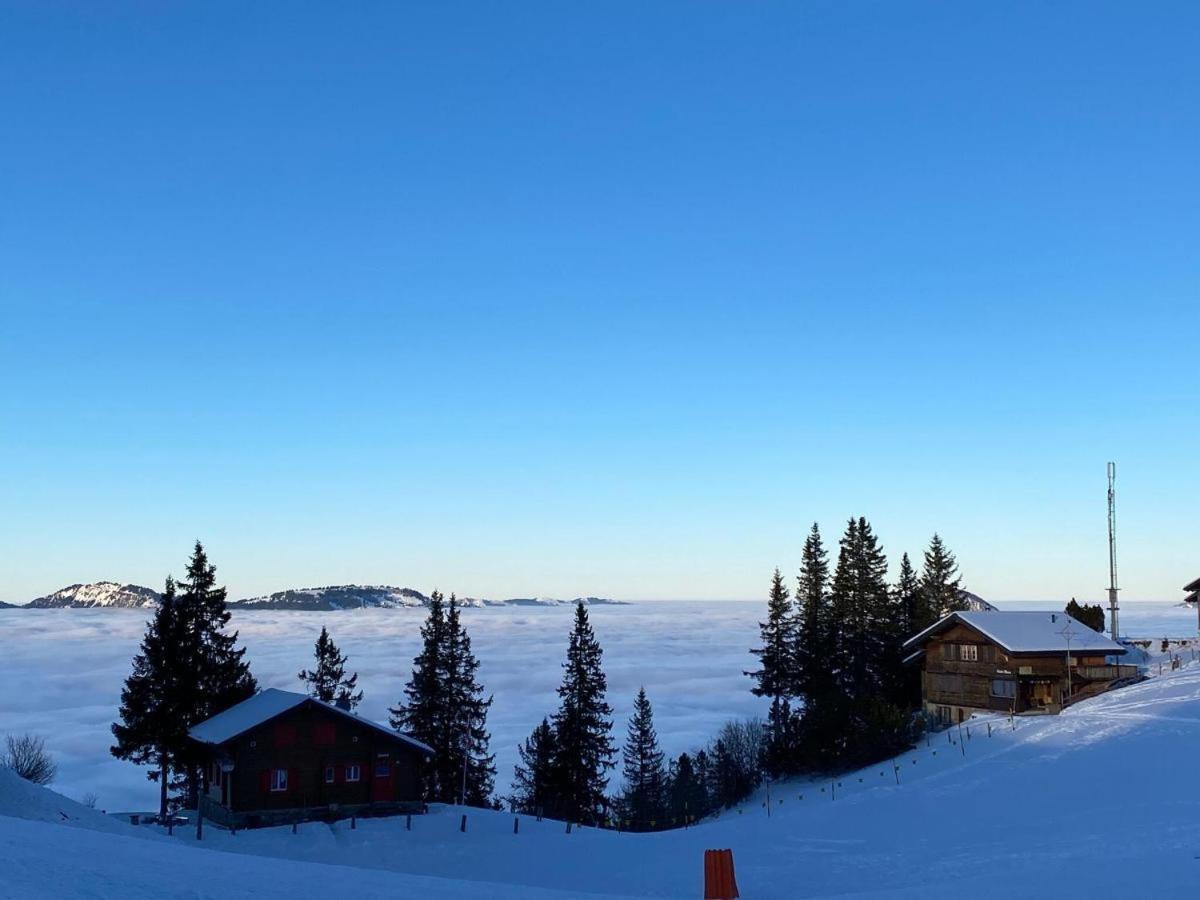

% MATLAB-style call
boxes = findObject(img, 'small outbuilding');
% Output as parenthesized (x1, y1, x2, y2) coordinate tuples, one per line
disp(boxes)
(188, 688, 433, 829)
(902, 610, 1137, 724)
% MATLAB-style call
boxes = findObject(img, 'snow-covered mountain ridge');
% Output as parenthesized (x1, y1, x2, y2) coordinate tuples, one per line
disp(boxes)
(6, 582, 625, 609)
(25, 582, 162, 609)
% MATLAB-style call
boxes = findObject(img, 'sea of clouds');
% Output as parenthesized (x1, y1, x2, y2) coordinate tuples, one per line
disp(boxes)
(0, 602, 767, 812)
(1, 599, 1194, 813)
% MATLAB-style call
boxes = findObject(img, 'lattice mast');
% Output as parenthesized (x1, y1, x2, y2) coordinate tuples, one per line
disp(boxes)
(1107, 462, 1120, 642)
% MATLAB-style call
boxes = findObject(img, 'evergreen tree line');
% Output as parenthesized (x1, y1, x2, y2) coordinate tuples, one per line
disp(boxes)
(748, 521, 968, 778)
(507, 605, 769, 832)
(1065, 598, 1105, 633)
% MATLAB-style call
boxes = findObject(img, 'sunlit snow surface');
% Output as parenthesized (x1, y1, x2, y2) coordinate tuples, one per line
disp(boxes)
(0, 600, 1195, 814)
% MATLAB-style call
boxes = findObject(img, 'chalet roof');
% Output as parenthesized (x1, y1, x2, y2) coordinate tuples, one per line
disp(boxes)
(188, 688, 434, 756)
(1183, 576, 1200, 592)
(902, 611, 1126, 656)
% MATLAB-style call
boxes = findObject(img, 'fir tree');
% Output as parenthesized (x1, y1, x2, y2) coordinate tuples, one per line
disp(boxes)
(793, 522, 831, 704)
(298, 626, 362, 709)
(666, 752, 709, 826)
(390, 591, 447, 799)
(512, 718, 557, 815)
(1066, 598, 1105, 633)
(174, 542, 257, 806)
(893, 552, 922, 641)
(618, 687, 666, 830)
(436, 595, 496, 806)
(548, 602, 616, 824)
(748, 568, 793, 701)
(920, 533, 965, 621)
(111, 577, 187, 818)
(828, 517, 891, 699)
(762, 696, 800, 778)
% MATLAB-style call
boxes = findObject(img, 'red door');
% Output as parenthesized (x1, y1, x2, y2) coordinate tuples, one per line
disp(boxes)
(371, 754, 393, 802)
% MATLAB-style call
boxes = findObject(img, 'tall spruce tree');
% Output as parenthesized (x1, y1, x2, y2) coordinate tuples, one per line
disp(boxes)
(666, 751, 709, 826)
(748, 568, 793, 700)
(618, 687, 666, 830)
(111, 577, 187, 818)
(893, 553, 923, 641)
(390, 591, 447, 799)
(436, 595, 496, 806)
(298, 626, 363, 709)
(793, 523, 831, 703)
(828, 518, 891, 698)
(511, 718, 557, 815)
(174, 542, 257, 806)
(920, 533, 965, 621)
(548, 602, 616, 824)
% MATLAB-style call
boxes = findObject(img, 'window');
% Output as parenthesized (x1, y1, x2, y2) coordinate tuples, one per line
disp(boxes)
(941, 643, 958, 661)
(937, 705, 952, 724)
(960, 645, 979, 662)
(270, 769, 288, 792)
(314, 723, 336, 746)
(324, 766, 335, 784)
(345, 764, 361, 783)
(375, 762, 391, 778)
(990, 679, 1017, 699)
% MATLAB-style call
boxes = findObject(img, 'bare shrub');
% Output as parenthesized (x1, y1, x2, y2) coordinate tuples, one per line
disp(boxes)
(3, 733, 58, 785)
(81, 792, 98, 809)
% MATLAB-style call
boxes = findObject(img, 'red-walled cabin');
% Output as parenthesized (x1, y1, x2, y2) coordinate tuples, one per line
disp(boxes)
(188, 688, 433, 828)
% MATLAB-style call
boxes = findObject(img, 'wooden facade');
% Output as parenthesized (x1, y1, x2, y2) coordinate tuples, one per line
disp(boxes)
(190, 692, 431, 829)
(906, 615, 1139, 724)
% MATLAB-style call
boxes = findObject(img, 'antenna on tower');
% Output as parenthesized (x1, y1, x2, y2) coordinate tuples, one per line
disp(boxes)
(1107, 461, 1120, 642)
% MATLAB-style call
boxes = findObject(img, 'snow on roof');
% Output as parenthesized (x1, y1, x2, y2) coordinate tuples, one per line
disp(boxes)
(188, 688, 433, 756)
(903, 610, 1126, 655)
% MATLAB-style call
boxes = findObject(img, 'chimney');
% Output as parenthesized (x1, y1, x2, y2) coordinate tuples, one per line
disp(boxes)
(1051, 613, 1057, 623)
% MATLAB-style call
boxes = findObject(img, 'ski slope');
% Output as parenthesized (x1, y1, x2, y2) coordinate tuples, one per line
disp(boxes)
(5, 663, 1200, 898)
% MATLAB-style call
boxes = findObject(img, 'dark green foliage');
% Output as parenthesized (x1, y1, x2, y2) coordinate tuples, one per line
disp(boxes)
(173, 542, 258, 805)
(893, 553, 922, 641)
(113, 543, 257, 813)
(1065, 598, 1105, 633)
(747, 569, 793, 700)
(617, 687, 666, 830)
(762, 696, 801, 778)
(298, 626, 362, 709)
(511, 717, 557, 815)
(547, 602, 616, 824)
(665, 751, 708, 827)
(920, 533, 965, 623)
(390, 592, 495, 805)
(111, 576, 185, 818)
(793, 523, 831, 703)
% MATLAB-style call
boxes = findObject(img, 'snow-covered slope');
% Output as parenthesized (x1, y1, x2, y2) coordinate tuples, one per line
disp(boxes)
(4, 666, 1200, 897)
(0, 766, 155, 837)
(231, 584, 433, 610)
(24, 582, 161, 609)
(230, 586, 625, 610)
(93, 667, 1200, 896)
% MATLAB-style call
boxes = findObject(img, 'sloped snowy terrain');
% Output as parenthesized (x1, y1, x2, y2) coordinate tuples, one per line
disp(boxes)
(4, 664, 1200, 897)
(23, 582, 161, 609)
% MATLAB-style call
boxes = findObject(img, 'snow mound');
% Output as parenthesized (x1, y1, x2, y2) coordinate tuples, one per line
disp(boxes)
(0, 766, 154, 838)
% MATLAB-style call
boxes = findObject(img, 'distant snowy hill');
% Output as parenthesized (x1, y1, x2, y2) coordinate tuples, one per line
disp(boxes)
(0, 599, 14, 608)
(231, 586, 626, 610)
(25, 582, 161, 609)
(232, 585, 433, 610)
(12, 582, 625, 611)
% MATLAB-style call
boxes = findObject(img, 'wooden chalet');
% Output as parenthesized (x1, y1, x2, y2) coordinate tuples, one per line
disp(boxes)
(902, 611, 1138, 724)
(188, 688, 433, 829)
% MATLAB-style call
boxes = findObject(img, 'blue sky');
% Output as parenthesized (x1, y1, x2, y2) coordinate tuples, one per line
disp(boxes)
(2, 2, 1198, 604)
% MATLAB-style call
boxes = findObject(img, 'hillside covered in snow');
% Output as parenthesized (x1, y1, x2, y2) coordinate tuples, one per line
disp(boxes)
(24, 582, 161, 609)
(4, 661, 1200, 897)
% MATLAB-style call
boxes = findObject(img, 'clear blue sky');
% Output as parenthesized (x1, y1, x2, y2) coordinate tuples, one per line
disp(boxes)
(2, 2, 1197, 604)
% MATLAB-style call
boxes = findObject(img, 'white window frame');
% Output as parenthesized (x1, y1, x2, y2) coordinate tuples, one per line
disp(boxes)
(324, 765, 335, 784)
(960, 644, 979, 662)
(345, 764, 361, 783)
(270, 768, 288, 792)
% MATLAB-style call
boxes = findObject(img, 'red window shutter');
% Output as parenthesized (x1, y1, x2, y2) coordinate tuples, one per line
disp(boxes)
(259, 770, 270, 794)
(314, 723, 335, 745)
(288, 768, 297, 792)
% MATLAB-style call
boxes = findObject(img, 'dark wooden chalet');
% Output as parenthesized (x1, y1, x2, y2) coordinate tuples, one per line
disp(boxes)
(902, 610, 1138, 724)
(188, 688, 433, 828)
